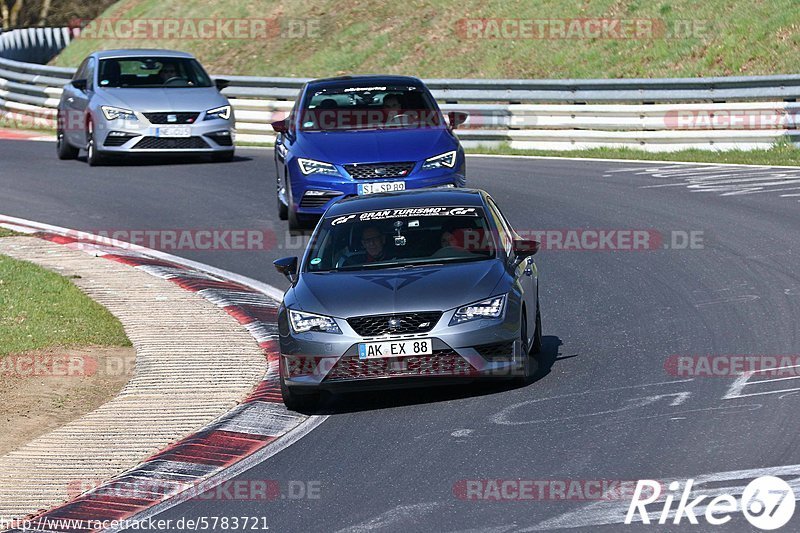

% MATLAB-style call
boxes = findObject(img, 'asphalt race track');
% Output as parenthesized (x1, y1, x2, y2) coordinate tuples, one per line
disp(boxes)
(2, 140, 800, 531)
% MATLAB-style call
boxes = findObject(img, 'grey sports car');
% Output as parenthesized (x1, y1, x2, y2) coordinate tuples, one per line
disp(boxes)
(273, 188, 541, 410)
(56, 49, 235, 165)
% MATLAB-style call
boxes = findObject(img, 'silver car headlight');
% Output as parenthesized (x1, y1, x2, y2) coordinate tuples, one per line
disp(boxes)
(298, 158, 340, 176)
(449, 294, 507, 326)
(204, 105, 232, 121)
(289, 309, 342, 334)
(422, 150, 457, 170)
(101, 106, 137, 121)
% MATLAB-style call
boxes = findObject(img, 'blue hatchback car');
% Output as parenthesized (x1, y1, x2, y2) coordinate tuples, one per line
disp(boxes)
(271, 75, 468, 229)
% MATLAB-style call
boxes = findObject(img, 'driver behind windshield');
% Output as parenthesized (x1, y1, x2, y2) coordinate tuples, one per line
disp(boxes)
(341, 225, 393, 267)
(158, 62, 179, 83)
(360, 226, 388, 263)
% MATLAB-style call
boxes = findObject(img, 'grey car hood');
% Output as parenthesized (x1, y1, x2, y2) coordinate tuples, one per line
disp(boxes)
(97, 87, 228, 113)
(290, 259, 507, 318)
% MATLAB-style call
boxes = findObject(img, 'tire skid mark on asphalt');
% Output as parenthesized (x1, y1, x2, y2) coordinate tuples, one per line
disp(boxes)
(602, 163, 800, 201)
(0, 222, 311, 533)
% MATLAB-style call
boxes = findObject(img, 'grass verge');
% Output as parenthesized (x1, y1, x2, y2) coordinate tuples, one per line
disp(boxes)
(52, 0, 800, 79)
(0, 254, 131, 357)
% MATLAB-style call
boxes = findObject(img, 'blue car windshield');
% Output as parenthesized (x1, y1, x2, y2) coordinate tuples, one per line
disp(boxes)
(305, 206, 497, 272)
(299, 84, 442, 131)
(97, 57, 213, 88)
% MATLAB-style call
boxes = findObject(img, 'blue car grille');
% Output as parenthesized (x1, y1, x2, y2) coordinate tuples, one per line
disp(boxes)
(344, 162, 415, 180)
(299, 191, 342, 209)
(347, 312, 442, 337)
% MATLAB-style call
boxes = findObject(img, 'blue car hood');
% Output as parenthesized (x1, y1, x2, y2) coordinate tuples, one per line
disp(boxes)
(294, 127, 458, 164)
(289, 260, 506, 318)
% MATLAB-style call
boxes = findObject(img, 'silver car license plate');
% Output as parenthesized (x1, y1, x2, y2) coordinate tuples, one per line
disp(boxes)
(358, 338, 433, 360)
(157, 126, 191, 138)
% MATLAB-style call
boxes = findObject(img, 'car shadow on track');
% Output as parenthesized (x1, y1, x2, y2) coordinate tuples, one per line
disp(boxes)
(309, 335, 566, 415)
(76, 154, 253, 166)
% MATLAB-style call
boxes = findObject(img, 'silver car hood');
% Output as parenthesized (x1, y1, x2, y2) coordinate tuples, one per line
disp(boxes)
(288, 259, 507, 318)
(97, 87, 228, 113)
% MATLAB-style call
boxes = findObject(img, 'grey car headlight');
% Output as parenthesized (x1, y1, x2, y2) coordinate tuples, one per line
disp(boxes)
(298, 158, 340, 177)
(204, 105, 232, 120)
(422, 150, 457, 170)
(101, 106, 137, 121)
(449, 294, 507, 326)
(289, 309, 342, 334)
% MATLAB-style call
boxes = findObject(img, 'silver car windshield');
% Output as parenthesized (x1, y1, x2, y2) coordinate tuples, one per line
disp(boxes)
(97, 57, 213, 88)
(305, 206, 498, 272)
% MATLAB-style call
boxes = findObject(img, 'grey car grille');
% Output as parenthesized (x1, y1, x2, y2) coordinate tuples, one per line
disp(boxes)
(133, 136, 210, 149)
(143, 112, 200, 124)
(344, 162, 415, 180)
(347, 312, 442, 337)
(324, 350, 476, 381)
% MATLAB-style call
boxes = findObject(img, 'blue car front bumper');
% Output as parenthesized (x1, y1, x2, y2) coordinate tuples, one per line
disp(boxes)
(289, 162, 467, 216)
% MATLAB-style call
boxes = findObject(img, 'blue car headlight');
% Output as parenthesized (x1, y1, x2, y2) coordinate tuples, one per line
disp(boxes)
(298, 158, 340, 177)
(101, 106, 137, 121)
(204, 105, 232, 121)
(422, 150, 457, 170)
(449, 294, 507, 326)
(289, 309, 342, 334)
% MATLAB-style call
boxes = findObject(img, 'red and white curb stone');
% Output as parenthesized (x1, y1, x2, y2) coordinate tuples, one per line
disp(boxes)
(0, 216, 322, 533)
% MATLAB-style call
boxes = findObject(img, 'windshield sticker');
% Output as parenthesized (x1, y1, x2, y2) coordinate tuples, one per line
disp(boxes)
(343, 86, 386, 92)
(330, 207, 479, 226)
(310, 257, 322, 265)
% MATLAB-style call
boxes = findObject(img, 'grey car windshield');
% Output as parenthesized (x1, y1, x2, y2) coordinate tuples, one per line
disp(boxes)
(97, 57, 213, 88)
(305, 206, 497, 272)
(299, 85, 441, 131)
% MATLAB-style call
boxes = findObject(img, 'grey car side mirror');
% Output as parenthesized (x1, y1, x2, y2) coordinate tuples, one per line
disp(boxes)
(70, 79, 87, 91)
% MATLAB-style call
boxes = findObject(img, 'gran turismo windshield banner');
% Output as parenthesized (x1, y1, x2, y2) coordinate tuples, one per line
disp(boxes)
(329, 206, 481, 226)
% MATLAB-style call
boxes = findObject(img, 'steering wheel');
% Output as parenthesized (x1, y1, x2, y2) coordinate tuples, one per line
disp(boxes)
(386, 113, 411, 126)
(162, 76, 188, 87)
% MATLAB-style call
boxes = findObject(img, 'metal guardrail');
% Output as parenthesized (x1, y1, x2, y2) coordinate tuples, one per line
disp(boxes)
(1, 26, 799, 150)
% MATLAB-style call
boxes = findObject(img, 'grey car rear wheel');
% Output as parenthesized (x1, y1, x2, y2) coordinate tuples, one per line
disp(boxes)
(514, 309, 534, 384)
(56, 129, 79, 160)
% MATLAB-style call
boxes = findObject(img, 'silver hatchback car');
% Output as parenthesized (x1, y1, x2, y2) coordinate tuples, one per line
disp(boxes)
(56, 49, 235, 165)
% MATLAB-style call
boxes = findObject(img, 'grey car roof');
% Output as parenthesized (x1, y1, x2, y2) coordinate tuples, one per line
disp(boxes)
(326, 189, 487, 217)
(92, 49, 196, 60)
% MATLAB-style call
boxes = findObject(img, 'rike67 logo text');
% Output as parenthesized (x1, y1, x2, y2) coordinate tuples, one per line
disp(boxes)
(626, 476, 795, 530)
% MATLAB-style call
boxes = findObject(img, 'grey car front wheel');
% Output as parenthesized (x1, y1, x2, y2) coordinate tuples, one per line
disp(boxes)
(86, 120, 106, 167)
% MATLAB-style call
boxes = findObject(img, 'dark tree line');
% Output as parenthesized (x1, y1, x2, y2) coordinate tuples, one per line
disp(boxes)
(1, 0, 116, 30)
